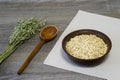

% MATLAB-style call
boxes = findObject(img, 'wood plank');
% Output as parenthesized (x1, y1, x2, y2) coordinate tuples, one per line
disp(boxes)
(0, 1, 119, 80)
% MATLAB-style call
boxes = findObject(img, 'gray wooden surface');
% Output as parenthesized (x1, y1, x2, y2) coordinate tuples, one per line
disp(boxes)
(0, 1, 120, 80)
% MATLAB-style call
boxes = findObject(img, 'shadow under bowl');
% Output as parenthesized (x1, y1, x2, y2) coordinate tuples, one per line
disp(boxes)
(62, 29, 112, 66)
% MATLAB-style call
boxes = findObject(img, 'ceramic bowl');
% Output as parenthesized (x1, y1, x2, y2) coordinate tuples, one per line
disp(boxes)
(62, 29, 112, 66)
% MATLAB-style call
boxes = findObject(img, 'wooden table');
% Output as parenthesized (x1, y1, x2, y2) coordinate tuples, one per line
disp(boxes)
(0, 1, 120, 80)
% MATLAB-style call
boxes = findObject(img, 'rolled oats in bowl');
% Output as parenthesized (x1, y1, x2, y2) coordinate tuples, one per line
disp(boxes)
(66, 34, 108, 59)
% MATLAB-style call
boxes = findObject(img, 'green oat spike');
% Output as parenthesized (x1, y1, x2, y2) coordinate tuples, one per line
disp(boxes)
(0, 17, 46, 64)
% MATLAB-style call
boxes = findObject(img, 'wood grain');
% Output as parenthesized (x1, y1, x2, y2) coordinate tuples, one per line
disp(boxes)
(0, 1, 120, 80)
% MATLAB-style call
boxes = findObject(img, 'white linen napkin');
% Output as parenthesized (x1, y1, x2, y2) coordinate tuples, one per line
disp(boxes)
(44, 10, 120, 80)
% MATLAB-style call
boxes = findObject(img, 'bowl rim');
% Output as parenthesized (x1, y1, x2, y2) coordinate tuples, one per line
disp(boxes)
(62, 29, 112, 62)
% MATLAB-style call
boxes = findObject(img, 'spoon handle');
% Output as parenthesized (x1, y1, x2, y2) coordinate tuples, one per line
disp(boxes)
(17, 40, 45, 75)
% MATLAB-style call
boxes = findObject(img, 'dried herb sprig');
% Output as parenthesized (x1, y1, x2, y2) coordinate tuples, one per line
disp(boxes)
(0, 17, 46, 64)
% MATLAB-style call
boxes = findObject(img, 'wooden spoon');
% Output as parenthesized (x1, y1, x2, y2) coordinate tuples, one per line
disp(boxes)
(17, 25, 58, 75)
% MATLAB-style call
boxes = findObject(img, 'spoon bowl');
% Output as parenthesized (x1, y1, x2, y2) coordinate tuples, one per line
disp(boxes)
(40, 25, 58, 41)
